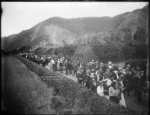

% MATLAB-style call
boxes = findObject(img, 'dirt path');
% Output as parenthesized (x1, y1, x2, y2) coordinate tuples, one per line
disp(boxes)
(56, 71, 78, 82)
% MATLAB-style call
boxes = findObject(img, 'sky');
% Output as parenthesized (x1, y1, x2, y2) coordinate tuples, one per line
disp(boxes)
(1, 2, 148, 37)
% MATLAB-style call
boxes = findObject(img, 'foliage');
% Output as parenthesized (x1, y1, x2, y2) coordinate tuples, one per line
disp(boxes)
(133, 44, 148, 59)
(16, 55, 57, 76)
(122, 45, 136, 60)
(93, 42, 124, 62)
(34, 47, 47, 54)
(73, 44, 97, 64)
(18, 45, 32, 52)
(125, 58, 147, 70)
(47, 45, 77, 57)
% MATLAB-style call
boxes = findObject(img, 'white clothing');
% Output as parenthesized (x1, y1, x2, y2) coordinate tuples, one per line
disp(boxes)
(97, 86, 104, 96)
(109, 87, 120, 97)
(119, 93, 126, 107)
(51, 60, 55, 64)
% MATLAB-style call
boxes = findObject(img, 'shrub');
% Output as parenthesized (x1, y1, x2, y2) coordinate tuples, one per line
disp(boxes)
(3, 56, 55, 114)
(125, 58, 147, 70)
(42, 76, 135, 114)
(16, 56, 57, 76)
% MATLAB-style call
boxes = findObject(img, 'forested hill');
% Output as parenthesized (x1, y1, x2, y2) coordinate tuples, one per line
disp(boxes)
(2, 5, 148, 52)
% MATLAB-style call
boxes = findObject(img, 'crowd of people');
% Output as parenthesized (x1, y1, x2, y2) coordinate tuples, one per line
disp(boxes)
(18, 52, 149, 106)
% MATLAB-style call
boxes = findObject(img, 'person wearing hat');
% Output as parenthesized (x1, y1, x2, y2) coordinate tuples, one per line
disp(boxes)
(88, 68, 97, 91)
(140, 70, 146, 92)
(108, 80, 120, 104)
(90, 59, 96, 70)
(108, 61, 113, 70)
(103, 68, 111, 80)
(95, 60, 99, 70)
(90, 69, 96, 79)
(83, 69, 91, 89)
(123, 65, 134, 96)
(99, 62, 104, 70)
(68, 61, 74, 75)
(59, 59, 64, 73)
(125, 64, 131, 69)
(95, 68, 103, 82)
(64, 59, 69, 75)
(73, 61, 78, 77)
(103, 79, 112, 98)
(76, 66, 84, 85)
(133, 69, 143, 102)
(97, 81, 104, 96)
(89, 76, 97, 92)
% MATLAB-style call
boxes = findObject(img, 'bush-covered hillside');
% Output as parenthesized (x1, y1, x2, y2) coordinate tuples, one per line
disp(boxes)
(2, 5, 148, 51)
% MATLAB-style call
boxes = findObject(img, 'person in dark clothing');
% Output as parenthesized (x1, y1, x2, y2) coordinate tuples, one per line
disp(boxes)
(133, 70, 143, 103)
(59, 61, 63, 73)
(103, 79, 112, 96)
(64, 59, 69, 75)
(123, 64, 134, 96)
(89, 78, 97, 92)
(43, 58, 49, 67)
(123, 71, 133, 96)
(54, 59, 57, 71)
(76, 67, 84, 85)
(83, 69, 91, 89)
(68, 61, 73, 75)
(140, 70, 147, 99)
(141, 70, 146, 86)
(73, 62, 78, 77)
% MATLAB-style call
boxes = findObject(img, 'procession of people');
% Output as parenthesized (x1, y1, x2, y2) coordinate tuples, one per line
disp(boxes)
(18, 52, 149, 107)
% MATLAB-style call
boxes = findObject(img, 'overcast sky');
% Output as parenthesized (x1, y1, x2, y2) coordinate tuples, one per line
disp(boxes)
(1, 2, 148, 37)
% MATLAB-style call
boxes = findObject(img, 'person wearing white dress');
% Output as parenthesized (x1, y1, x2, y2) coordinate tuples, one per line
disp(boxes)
(97, 82, 104, 96)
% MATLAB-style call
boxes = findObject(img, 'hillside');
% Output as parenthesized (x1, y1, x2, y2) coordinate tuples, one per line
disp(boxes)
(2, 5, 148, 51)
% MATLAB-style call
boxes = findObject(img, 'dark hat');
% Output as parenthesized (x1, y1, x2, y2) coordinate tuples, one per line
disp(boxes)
(111, 80, 117, 86)
(112, 66, 119, 71)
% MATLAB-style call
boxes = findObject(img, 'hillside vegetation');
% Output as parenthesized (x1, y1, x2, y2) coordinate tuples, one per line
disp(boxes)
(2, 5, 148, 51)
(2, 6, 148, 64)
(2, 56, 55, 114)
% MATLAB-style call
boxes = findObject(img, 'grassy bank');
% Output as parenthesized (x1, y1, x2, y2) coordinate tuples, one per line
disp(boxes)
(2, 56, 56, 114)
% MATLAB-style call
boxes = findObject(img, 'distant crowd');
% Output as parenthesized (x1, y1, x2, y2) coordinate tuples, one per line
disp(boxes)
(18, 52, 149, 106)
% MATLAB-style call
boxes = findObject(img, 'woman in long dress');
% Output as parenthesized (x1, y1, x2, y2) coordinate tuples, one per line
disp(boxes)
(117, 81, 126, 107)
(108, 80, 120, 104)
(97, 81, 104, 96)
(116, 73, 126, 107)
